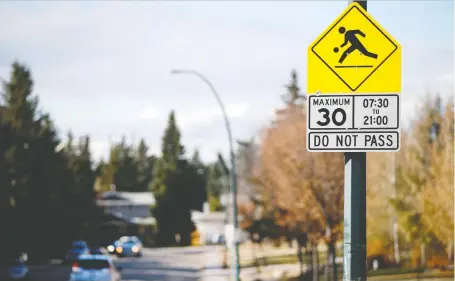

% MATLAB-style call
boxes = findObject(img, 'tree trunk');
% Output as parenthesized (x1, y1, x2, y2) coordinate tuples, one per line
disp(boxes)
(420, 243, 426, 267)
(297, 241, 304, 276)
(307, 243, 313, 278)
(328, 240, 337, 281)
(325, 249, 330, 281)
(392, 221, 400, 264)
(312, 243, 319, 281)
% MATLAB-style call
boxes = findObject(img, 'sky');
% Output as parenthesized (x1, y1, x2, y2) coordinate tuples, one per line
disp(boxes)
(0, 1, 453, 163)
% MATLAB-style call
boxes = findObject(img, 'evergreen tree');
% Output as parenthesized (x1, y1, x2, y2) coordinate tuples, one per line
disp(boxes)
(65, 134, 99, 243)
(281, 69, 304, 106)
(150, 111, 199, 247)
(189, 149, 208, 208)
(205, 153, 229, 212)
(135, 139, 154, 192)
(1, 62, 75, 260)
(113, 138, 139, 192)
(206, 165, 223, 212)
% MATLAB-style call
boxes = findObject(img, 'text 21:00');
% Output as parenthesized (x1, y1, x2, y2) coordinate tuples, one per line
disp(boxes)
(364, 116, 388, 125)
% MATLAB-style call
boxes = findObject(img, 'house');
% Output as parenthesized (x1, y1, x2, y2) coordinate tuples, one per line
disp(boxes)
(191, 201, 248, 245)
(96, 191, 157, 246)
(96, 191, 156, 222)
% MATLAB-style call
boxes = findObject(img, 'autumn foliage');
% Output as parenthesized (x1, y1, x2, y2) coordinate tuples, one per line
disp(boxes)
(237, 70, 454, 271)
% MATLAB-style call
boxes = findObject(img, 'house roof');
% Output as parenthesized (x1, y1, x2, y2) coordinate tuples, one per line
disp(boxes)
(97, 191, 155, 206)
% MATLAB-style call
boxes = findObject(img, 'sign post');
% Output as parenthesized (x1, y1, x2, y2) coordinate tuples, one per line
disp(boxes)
(306, 0, 401, 280)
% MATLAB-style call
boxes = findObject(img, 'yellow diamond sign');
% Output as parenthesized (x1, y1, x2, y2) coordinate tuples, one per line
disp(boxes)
(307, 2, 401, 93)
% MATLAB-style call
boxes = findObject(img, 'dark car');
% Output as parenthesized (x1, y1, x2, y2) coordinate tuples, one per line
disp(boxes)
(65, 241, 90, 263)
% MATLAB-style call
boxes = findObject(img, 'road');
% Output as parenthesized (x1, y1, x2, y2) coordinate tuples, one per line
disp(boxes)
(1, 246, 453, 281)
(115, 247, 209, 281)
(14, 246, 227, 281)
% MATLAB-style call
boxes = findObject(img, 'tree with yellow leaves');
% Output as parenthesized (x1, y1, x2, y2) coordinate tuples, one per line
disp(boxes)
(251, 70, 344, 281)
(392, 94, 454, 267)
(421, 97, 454, 263)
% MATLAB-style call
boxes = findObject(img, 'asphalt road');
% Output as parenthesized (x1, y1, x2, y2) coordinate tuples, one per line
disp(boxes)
(115, 247, 207, 281)
(15, 246, 225, 281)
(2, 246, 452, 281)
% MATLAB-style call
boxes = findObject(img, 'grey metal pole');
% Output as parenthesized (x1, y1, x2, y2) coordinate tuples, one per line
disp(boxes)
(343, 2, 367, 280)
(170, 70, 241, 281)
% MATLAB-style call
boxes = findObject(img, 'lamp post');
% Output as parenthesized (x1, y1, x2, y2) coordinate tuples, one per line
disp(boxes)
(170, 69, 241, 281)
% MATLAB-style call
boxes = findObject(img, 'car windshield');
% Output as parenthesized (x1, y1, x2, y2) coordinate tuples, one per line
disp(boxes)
(119, 237, 130, 242)
(77, 259, 110, 270)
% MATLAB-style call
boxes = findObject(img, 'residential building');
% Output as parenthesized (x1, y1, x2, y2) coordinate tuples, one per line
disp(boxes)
(191, 202, 248, 245)
(96, 191, 156, 223)
(96, 190, 156, 246)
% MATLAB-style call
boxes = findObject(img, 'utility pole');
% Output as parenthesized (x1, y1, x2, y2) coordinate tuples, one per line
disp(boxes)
(170, 70, 241, 281)
(343, 2, 367, 281)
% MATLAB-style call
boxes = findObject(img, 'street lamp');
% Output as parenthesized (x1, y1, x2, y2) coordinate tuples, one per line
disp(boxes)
(170, 69, 241, 281)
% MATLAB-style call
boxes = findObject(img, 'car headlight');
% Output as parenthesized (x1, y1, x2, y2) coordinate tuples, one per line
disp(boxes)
(107, 246, 114, 252)
(116, 246, 123, 253)
(132, 246, 139, 253)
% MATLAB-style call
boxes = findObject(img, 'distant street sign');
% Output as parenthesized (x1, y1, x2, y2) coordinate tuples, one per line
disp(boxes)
(306, 94, 400, 152)
(307, 2, 401, 93)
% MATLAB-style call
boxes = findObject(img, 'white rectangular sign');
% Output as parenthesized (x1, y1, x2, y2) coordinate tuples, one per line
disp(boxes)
(307, 94, 400, 152)
(308, 131, 400, 152)
(309, 96, 354, 129)
(308, 94, 399, 130)
(353, 95, 399, 130)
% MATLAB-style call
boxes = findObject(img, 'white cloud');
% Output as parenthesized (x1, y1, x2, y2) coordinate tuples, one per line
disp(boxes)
(436, 72, 454, 85)
(178, 102, 250, 128)
(90, 140, 110, 162)
(137, 107, 158, 120)
(226, 103, 250, 118)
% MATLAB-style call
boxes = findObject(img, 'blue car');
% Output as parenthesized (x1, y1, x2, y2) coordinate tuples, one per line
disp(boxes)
(116, 236, 143, 257)
(8, 259, 29, 280)
(65, 241, 90, 263)
(106, 240, 120, 255)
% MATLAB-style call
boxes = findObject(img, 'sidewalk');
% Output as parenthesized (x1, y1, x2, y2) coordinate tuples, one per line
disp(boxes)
(201, 247, 302, 281)
(201, 263, 302, 281)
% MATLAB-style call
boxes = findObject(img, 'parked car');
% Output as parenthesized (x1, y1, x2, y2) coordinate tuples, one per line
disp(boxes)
(65, 241, 90, 263)
(8, 259, 29, 280)
(116, 236, 143, 257)
(69, 254, 121, 281)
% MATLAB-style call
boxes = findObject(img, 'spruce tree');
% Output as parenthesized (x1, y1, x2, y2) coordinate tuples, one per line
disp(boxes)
(281, 69, 304, 106)
(150, 111, 200, 246)
(151, 111, 185, 246)
(135, 139, 154, 192)
(1, 62, 75, 259)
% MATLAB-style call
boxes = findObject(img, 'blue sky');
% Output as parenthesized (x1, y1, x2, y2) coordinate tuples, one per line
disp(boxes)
(0, 1, 453, 162)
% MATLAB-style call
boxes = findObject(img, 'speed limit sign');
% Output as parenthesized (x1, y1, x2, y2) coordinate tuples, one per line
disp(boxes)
(306, 94, 400, 152)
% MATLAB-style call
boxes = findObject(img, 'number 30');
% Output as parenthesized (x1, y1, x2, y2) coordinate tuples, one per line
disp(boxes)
(316, 108, 347, 126)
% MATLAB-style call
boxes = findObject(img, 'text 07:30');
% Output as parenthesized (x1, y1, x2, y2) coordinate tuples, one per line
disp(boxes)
(363, 98, 389, 108)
